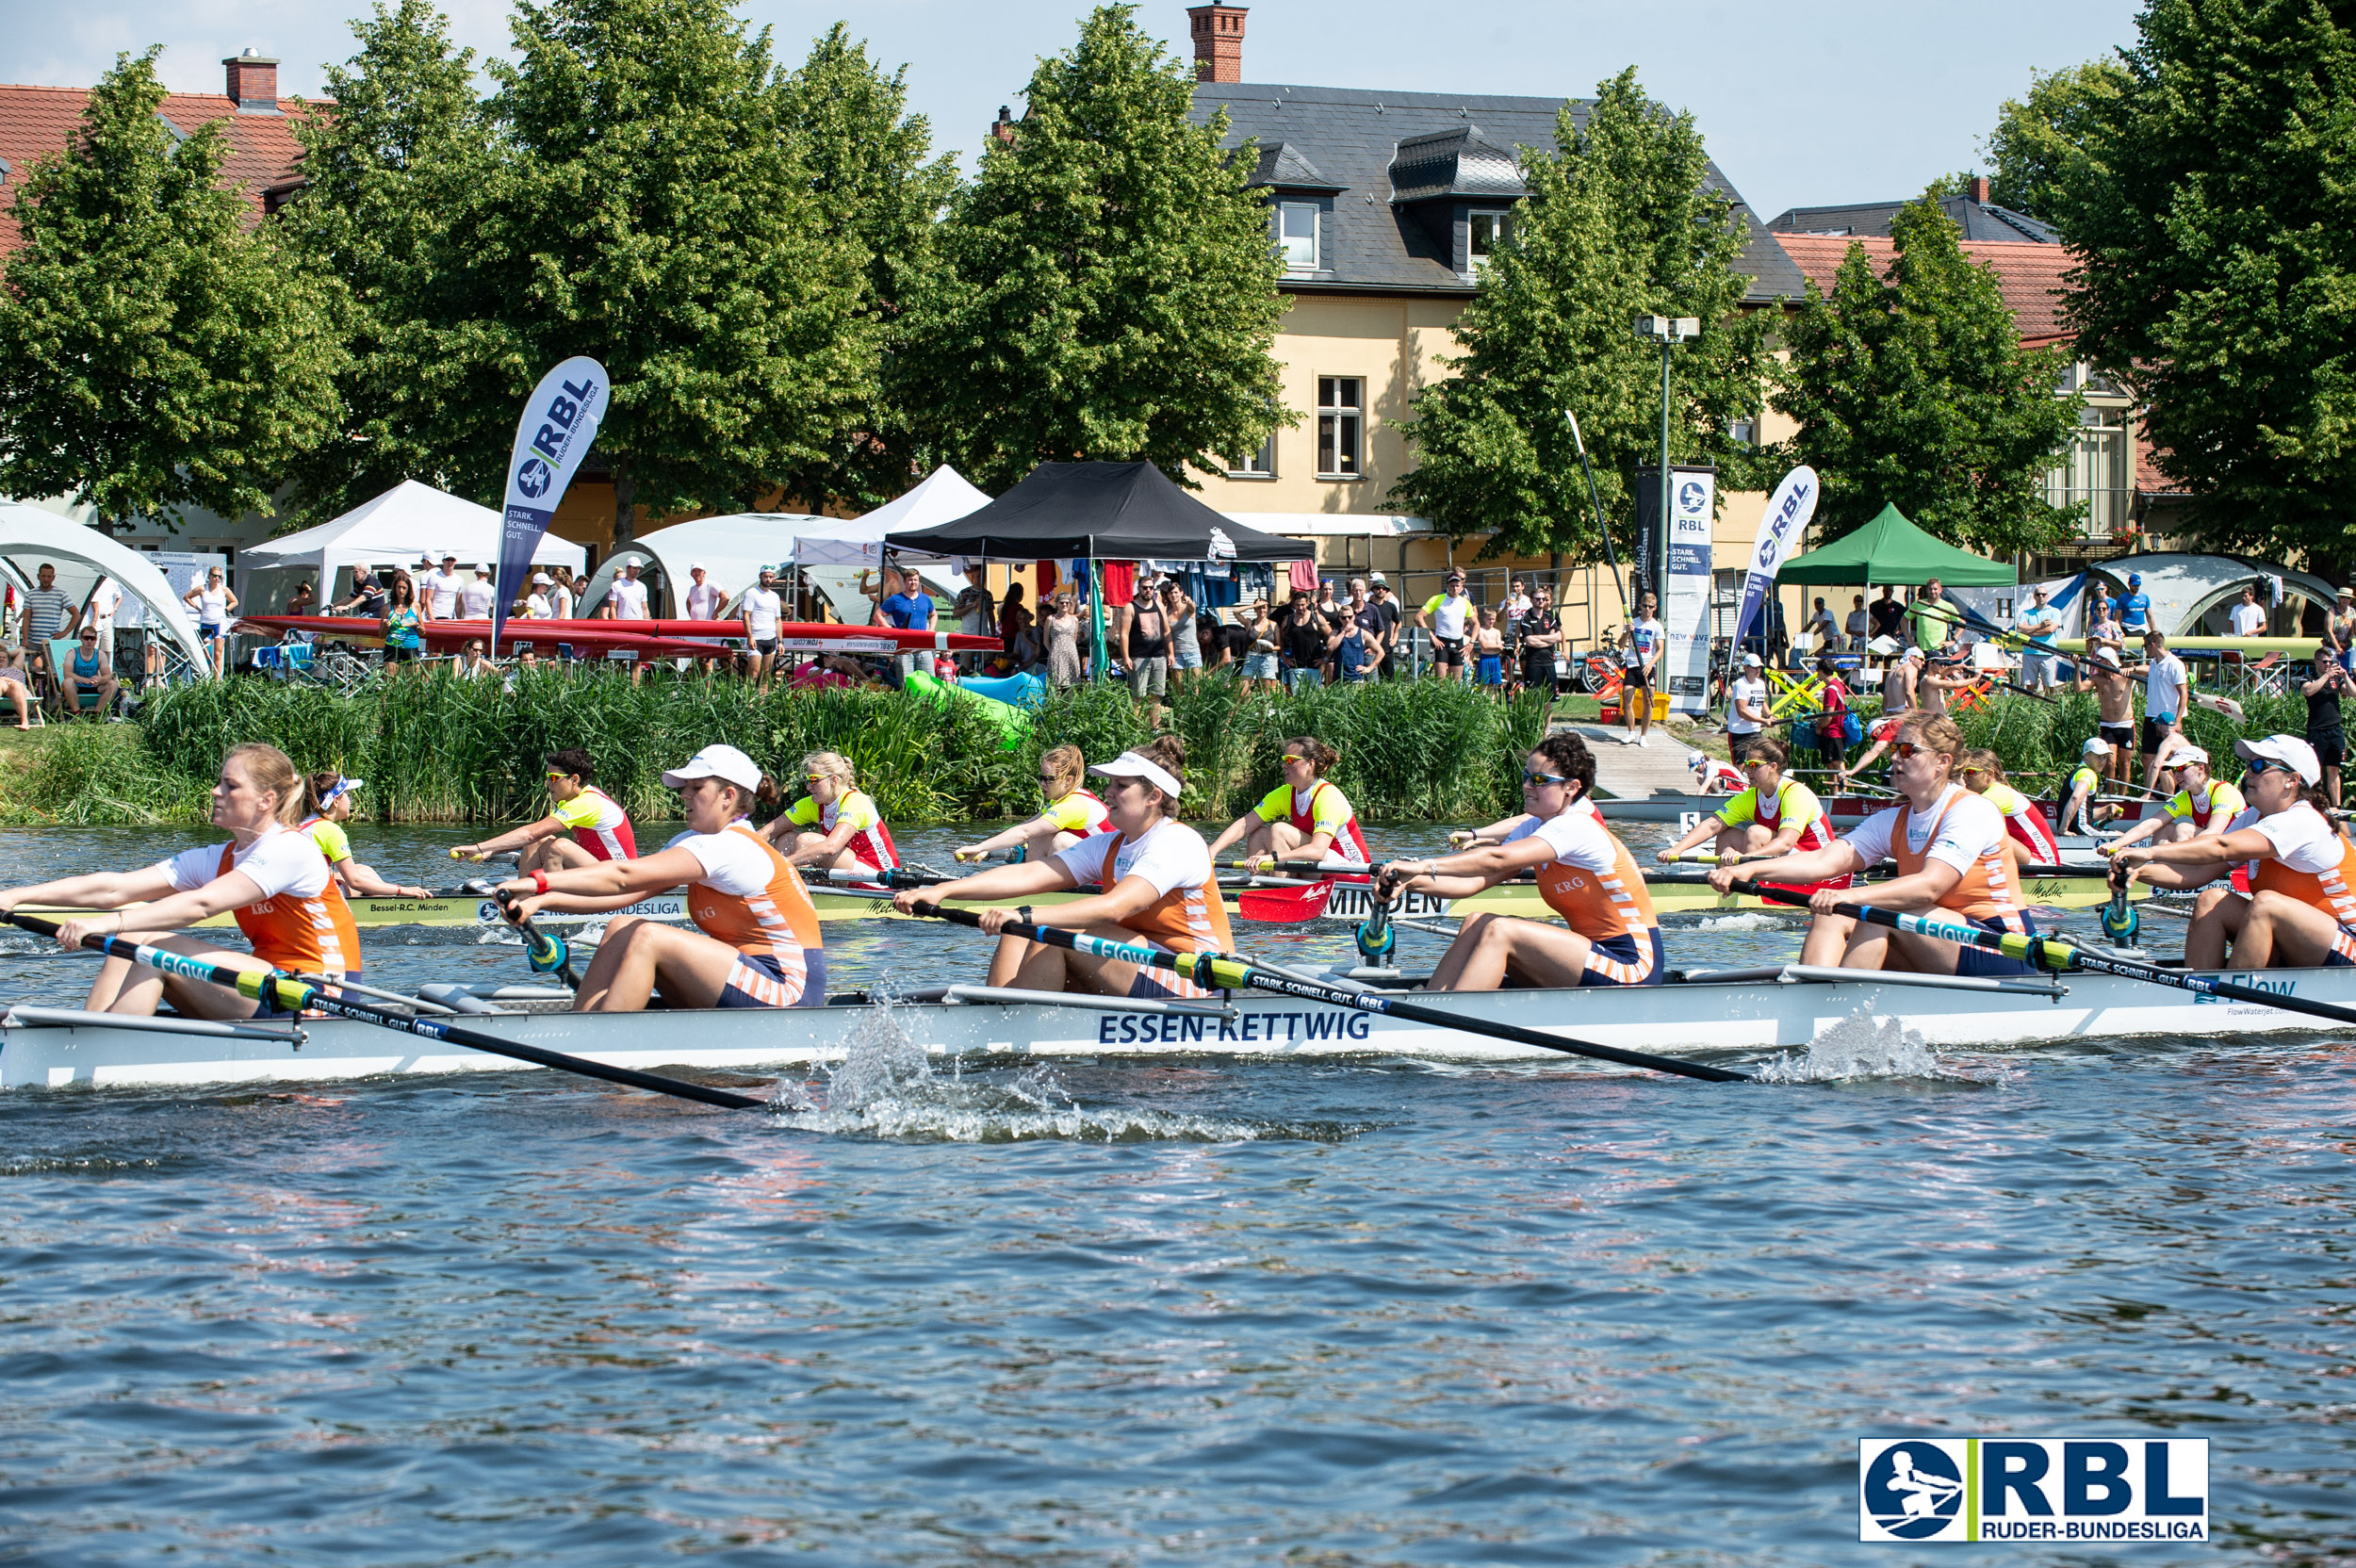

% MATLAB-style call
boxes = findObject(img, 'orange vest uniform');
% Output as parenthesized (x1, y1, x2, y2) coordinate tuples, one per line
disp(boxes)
(219, 842, 362, 975)
(1101, 828, 1236, 957)
(1531, 825, 1661, 943)
(2250, 828, 2356, 927)
(687, 824, 824, 1005)
(1888, 794, 2024, 922)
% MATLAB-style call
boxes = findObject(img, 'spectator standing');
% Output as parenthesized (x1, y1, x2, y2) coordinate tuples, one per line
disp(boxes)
(1866, 585, 1906, 646)
(548, 566, 577, 622)
(523, 574, 554, 618)
(2117, 571, 2152, 638)
(1161, 580, 1201, 684)
(1043, 591, 1082, 688)
(1617, 589, 1664, 745)
(383, 577, 424, 664)
(286, 580, 316, 618)
(1281, 595, 1339, 694)
(1806, 596, 1836, 652)
(1337, 613, 1379, 682)
(877, 565, 935, 685)
(1515, 585, 1562, 694)
(1911, 576, 1953, 651)
(86, 575, 121, 652)
(1472, 607, 1504, 689)
(732, 566, 785, 686)
(606, 562, 652, 621)
(2133, 629, 2189, 790)
(334, 568, 384, 619)
(2331, 588, 2356, 671)
(460, 564, 499, 622)
(20, 564, 77, 687)
(1726, 652, 1768, 743)
(683, 564, 724, 622)
(1365, 577, 1402, 678)
(421, 553, 463, 620)
(2014, 583, 2064, 693)
(1501, 577, 1533, 624)
(2303, 644, 2350, 808)
(2228, 585, 2267, 637)
(1843, 594, 1868, 651)
(1126, 579, 1170, 703)
(1415, 570, 1475, 681)
(183, 565, 237, 677)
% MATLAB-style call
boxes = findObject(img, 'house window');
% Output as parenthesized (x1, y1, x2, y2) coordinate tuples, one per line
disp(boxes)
(2043, 408, 2133, 539)
(1317, 377, 1363, 478)
(1226, 432, 1276, 479)
(1277, 203, 1318, 271)
(1468, 210, 1509, 270)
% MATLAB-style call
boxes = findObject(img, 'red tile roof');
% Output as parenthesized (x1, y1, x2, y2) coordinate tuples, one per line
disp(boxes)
(0, 83, 313, 255)
(1772, 232, 2076, 348)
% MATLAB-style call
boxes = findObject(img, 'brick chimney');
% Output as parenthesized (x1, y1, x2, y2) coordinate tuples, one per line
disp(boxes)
(223, 49, 279, 112)
(1186, 5, 1247, 84)
(990, 105, 1017, 146)
(1967, 174, 1991, 204)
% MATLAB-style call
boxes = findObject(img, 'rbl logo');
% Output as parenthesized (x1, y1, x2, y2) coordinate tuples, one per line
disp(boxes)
(1859, 1438, 2207, 1544)
(515, 457, 553, 498)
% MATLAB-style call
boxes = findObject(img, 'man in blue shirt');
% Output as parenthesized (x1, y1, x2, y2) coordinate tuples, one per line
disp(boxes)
(872, 564, 933, 684)
(2118, 571, 2151, 637)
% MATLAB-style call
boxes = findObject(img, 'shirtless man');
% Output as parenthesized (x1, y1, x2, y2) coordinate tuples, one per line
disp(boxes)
(1879, 646, 1920, 714)
(2074, 646, 2136, 789)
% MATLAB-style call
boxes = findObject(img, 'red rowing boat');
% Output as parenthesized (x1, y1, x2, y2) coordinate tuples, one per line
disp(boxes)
(237, 614, 1001, 652)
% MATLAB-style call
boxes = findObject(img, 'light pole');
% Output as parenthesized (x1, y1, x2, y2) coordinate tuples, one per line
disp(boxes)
(1632, 315, 1699, 603)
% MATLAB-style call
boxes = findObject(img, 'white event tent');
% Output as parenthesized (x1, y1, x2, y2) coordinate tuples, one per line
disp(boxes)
(0, 501, 211, 672)
(238, 481, 585, 602)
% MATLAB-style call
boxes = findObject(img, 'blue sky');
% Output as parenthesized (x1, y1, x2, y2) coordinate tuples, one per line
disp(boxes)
(2, 0, 2143, 222)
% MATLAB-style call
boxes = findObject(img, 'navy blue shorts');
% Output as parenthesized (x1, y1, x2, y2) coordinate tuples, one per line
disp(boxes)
(1952, 912, 2039, 977)
(1578, 927, 1666, 987)
(715, 948, 828, 1008)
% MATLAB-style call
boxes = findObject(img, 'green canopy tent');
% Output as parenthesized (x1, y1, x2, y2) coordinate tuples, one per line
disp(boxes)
(1779, 502, 2017, 586)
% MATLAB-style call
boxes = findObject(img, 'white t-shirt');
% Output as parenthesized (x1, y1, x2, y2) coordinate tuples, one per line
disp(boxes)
(423, 569, 464, 618)
(1728, 675, 1768, 734)
(88, 580, 121, 625)
(1624, 617, 1663, 669)
(158, 826, 334, 902)
(549, 584, 575, 621)
(460, 577, 498, 620)
(2229, 602, 2266, 636)
(685, 581, 724, 620)
(190, 584, 231, 627)
(1843, 784, 2004, 874)
(2145, 652, 2186, 719)
(523, 593, 550, 619)
(610, 579, 651, 620)
(664, 827, 779, 893)
(1425, 592, 1473, 641)
(2227, 802, 2345, 883)
(1502, 801, 1615, 873)
(1053, 818, 1213, 895)
(741, 588, 783, 641)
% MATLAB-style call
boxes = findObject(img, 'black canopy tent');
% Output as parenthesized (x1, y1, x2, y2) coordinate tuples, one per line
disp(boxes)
(883, 461, 1307, 563)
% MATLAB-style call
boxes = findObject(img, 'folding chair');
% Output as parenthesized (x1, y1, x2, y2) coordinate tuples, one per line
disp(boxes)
(47, 637, 107, 719)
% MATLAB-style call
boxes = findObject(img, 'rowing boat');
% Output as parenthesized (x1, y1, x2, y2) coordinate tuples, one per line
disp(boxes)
(1598, 791, 2160, 830)
(2, 958, 2331, 1090)
(237, 614, 1003, 653)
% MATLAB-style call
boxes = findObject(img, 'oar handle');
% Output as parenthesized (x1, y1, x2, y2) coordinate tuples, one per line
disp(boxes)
(2, 912, 760, 1108)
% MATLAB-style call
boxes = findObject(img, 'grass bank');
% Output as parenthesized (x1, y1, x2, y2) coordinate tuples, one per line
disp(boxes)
(0, 670, 1552, 828)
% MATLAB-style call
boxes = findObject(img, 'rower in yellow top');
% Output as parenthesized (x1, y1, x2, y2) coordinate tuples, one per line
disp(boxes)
(1709, 711, 2041, 976)
(1378, 732, 1665, 991)
(762, 751, 900, 878)
(299, 772, 434, 901)
(2111, 734, 2356, 970)
(1204, 737, 1372, 867)
(2101, 743, 2246, 854)
(1654, 736, 1845, 883)
(496, 744, 826, 1011)
(0, 742, 362, 1018)
(451, 748, 636, 872)
(894, 736, 1235, 999)
(952, 743, 1111, 863)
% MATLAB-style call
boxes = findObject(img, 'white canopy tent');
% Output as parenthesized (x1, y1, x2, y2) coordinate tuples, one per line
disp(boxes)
(0, 501, 211, 672)
(794, 466, 991, 568)
(575, 514, 823, 617)
(238, 482, 585, 604)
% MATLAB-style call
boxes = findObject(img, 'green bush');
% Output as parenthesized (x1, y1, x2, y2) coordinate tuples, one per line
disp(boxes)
(1, 725, 207, 825)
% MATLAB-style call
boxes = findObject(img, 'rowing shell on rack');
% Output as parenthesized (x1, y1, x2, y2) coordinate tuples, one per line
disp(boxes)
(0, 957, 2331, 1091)
(236, 614, 1002, 653)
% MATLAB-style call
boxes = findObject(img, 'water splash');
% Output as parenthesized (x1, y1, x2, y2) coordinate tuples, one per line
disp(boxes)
(769, 995, 1372, 1144)
(1685, 913, 1787, 934)
(1756, 1005, 1952, 1083)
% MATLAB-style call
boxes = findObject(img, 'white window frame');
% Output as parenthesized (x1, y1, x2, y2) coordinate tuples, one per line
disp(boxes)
(1317, 376, 1365, 480)
(1276, 202, 1320, 273)
(1467, 209, 1509, 271)
(1225, 432, 1277, 480)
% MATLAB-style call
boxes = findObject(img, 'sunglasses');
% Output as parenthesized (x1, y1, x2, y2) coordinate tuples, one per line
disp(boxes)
(1742, 758, 1776, 771)
(1281, 754, 1307, 764)
(1892, 742, 1925, 760)
(2242, 758, 2289, 777)
(1522, 768, 1572, 786)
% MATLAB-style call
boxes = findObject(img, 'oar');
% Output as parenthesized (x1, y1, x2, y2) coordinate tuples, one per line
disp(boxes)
(1658, 849, 1779, 865)
(906, 905, 1750, 1082)
(1213, 856, 1377, 875)
(1728, 881, 2356, 1029)
(1, 913, 764, 1109)
(486, 889, 582, 988)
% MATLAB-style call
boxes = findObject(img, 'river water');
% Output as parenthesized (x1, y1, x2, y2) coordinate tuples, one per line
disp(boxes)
(0, 822, 2348, 1564)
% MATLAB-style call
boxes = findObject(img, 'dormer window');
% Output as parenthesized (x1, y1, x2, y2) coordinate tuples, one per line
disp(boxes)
(1468, 211, 1509, 270)
(1277, 203, 1319, 271)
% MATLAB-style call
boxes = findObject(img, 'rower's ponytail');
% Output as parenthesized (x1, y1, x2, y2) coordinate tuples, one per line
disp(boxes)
(301, 770, 341, 818)
(1137, 734, 1186, 808)
(225, 743, 304, 826)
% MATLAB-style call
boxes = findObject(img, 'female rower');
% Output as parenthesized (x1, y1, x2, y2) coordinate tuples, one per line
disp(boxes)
(1957, 748, 2062, 864)
(0, 743, 359, 1018)
(892, 737, 1233, 999)
(2099, 743, 2244, 855)
(1656, 736, 1846, 886)
(1709, 711, 2039, 976)
(1205, 737, 1372, 868)
(300, 773, 434, 900)
(2110, 735, 2354, 970)
(2057, 737, 2121, 835)
(451, 748, 636, 872)
(763, 751, 900, 876)
(1379, 732, 1665, 991)
(496, 744, 825, 1011)
(952, 743, 1110, 863)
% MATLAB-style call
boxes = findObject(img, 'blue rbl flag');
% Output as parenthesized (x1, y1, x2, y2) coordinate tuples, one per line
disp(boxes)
(495, 357, 610, 653)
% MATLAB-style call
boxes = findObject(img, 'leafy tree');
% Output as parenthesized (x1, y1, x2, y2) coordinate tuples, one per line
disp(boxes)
(280, 0, 507, 525)
(1983, 59, 2128, 224)
(1922, 171, 1982, 201)
(1770, 197, 2081, 554)
(772, 24, 958, 512)
(0, 48, 344, 531)
(902, 4, 1287, 493)
(1387, 69, 1771, 562)
(482, 0, 875, 545)
(2061, 1, 2356, 560)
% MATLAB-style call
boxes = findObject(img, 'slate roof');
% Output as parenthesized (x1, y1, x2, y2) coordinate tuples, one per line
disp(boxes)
(1774, 233, 2077, 345)
(0, 83, 311, 256)
(1190, 81, 1807, 303)
(1247, 140, 1343, 193)
(1767, 194, 2058, 245)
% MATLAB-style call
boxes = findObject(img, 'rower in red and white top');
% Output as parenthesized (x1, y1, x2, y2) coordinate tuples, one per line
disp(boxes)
(952, 743, 1112, 864)
(1957, 748, 2061, 865)
(1710, 710, 2040, 977)
(1206, 737, 1373, 869)
(0, 743, 363, 1020)
(1381, 731, 1666, 991)
(452, 747, 637, 874)
(2101, 744, 2247, 857)
(498, 744, 827, 1011)
(2112, 734, 2356, 971)
(895, 736, 1236, 1001)
(765, 750, 899, 879)
(1657, 735, 1849, 891)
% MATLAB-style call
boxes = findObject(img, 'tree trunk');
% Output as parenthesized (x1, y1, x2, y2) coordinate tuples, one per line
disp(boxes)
(612, 461, 636, 551)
